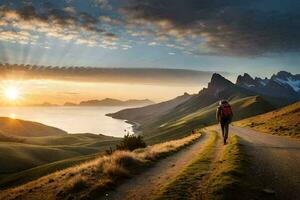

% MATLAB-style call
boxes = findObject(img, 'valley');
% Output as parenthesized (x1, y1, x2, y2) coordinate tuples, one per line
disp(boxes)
(0, 71, 299, 199)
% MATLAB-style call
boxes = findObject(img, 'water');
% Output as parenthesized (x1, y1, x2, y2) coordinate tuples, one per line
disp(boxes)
(0, 106, 133, 137)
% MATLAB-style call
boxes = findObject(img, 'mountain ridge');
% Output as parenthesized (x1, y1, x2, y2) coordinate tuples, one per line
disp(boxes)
(236, 71, 300, 101)
(109, 71, 298, 142)
(78, 98, 154, 106)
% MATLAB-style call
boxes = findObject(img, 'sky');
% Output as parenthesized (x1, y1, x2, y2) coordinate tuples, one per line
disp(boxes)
(0, 0, 299, 104)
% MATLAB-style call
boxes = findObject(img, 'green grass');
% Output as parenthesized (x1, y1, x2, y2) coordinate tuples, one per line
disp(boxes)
(205, 135, 247, 200)
(0, 134, 120, 183)
(0, 117, 67, 137)
(21, 133, 118, 146)
(146, 96, 274, 144)
(1, 132, 203, 200)
(154, 134, 249, 200)
(154, 132, 218, 200)
(0, 142, 80, 174)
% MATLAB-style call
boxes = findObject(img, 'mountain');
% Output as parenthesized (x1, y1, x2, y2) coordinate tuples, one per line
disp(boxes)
(29, 102, 59, 107)
(0, 117, 67, 137)
(107, 92, 193, 125)
(236, 71, 300, 101)
(234, 101, 300, 138)
(110, 73, 279, 143)
(64, 102, 77, 106)
(79, 98, 123, 106)
(79, 98, 154, 106)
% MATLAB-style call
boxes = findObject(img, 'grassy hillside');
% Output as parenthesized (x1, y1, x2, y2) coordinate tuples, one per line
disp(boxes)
(234, 101, 300, 138)
(0, 117, 67, 137)
(0, 132, 202, 200)
(19, 133, 117, 146)
(155, 85, 255, 124)
(144, 96, 274, 144)
(109, 74, 280, 144)
(107, 93, 193, 128)
(0, 134, 120, 176)
(0, 153, 100, 189)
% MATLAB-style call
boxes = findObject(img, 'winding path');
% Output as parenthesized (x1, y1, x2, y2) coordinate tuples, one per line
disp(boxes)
(99, 126, 300, 200)
(100, 132, 213, 200)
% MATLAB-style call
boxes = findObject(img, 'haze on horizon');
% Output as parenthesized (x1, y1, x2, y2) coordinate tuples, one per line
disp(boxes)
(0, 0, 299, 105)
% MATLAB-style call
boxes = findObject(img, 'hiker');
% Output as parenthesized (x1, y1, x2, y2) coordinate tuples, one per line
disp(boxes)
(216, 100, 233, 145)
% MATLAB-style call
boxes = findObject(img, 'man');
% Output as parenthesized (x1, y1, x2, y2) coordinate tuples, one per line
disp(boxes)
(216, 100, 233, 145)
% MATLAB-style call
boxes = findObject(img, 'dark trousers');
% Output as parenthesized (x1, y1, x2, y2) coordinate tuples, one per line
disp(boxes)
(220, 120, 229, 140)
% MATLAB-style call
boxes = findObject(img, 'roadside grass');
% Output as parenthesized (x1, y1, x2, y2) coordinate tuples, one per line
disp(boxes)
(153, 132, 218, 200)
(1, 131, 202, 200)
(205, 135, 248, 200)
(233, 101, 300, 139)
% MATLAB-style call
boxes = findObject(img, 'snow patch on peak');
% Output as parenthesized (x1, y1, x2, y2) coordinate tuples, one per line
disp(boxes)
(259, 80, 267, 86)
(244, 83, 255, 87)
(274, 77, 300, 92)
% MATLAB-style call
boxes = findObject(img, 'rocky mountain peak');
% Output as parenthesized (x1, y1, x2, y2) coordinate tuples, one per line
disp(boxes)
(274, 71, 292, 80)
(234, 71, 300, 99)
(207, 73, 234, 91)
(236, 73, 255, 86)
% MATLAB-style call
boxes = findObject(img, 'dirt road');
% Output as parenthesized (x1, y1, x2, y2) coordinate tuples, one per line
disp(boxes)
(99, 126, 300, 200)
(231, 126, 300, 200)
(100, 132, 217, 200)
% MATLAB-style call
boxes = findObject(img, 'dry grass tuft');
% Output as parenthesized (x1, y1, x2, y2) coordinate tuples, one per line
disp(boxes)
(67, 175, 88, 193)
(0, 132, 202, 200)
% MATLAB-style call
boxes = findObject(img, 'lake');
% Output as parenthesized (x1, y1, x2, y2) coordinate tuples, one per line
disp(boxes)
(0, 106, 133, 137)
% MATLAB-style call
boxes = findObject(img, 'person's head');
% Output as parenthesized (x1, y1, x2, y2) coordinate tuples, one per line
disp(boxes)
(219, 100, 228, 105)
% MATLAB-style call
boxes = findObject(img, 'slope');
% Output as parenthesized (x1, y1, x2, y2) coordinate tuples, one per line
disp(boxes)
(234, 101, 300, 138)
(146, 95, 274, 143)
(110, 73, 275, 144)
(107, 92, 193, 128)
(0, 117, 67, 137)
(0, 133, 120, 175)
(0, 131, 203, 200)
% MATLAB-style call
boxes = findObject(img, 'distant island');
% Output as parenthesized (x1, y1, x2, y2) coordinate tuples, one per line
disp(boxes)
(20, 98, 154, 107)
(64, 98, 154, 107)
(30, 102, 59, 107)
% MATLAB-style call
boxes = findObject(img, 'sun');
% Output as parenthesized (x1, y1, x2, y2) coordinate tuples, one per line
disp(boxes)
(4, 86, 20, 101)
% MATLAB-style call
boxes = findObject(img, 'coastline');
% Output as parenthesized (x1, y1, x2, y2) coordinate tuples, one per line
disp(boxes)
(125, 120, 142, 135)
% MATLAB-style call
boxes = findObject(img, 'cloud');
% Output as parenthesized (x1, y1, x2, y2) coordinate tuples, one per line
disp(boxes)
(0, 30, 37, 44)
(121, 44, 132, 50)
(99, 16, 121, 25)
(63, 6, 76, 14)
(148, 42, 157, 46)
(121, 0, 300, 56)
(0, 3, 118, 48)
(0, 64, 230, 86)
(2, 1, 298, 58)
(76, 38, 97, 47)
(93, 0, 112, 10)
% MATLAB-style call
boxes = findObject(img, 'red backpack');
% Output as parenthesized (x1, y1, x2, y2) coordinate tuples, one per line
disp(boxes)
(221, 103, 232, 118)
